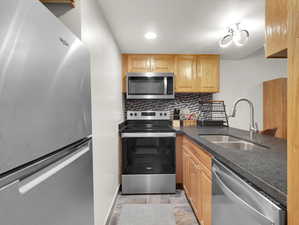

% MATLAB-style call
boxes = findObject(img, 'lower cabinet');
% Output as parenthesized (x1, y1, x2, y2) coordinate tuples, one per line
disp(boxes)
(182, 137, 212, 225)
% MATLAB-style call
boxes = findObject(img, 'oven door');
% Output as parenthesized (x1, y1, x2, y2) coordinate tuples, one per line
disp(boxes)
(121, 133, 176, 174)
(126, 73, 174, 99)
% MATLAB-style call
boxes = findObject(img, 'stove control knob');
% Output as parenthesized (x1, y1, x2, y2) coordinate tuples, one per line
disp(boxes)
(164, 113, 167, 116)
(160, 113, 163, 116)
(134, 113, 137, 116)
(130, 113, 133, 116)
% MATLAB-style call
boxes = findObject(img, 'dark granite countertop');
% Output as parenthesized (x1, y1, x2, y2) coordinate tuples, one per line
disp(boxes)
(175, 126, 287, 208)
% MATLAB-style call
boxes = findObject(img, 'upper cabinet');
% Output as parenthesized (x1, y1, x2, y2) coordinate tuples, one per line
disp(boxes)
(175, 55, 197, 92)
(196, 55, 220, 93)
(126, 54, 174, 72)
(265, 0, 288, 58)
(122, 54, 220, 93)
(151, 55, 174, 72)
(127, 55, 151, 72)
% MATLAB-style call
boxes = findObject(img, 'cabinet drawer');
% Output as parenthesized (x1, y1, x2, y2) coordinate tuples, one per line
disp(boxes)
(183, 137, 212, 169)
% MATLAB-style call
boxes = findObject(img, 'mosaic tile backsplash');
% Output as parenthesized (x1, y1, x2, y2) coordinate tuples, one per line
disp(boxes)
(124, 93, 213, 118)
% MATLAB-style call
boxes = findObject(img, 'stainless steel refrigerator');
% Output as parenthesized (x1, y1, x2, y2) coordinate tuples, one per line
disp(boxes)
(0, 0, 94, 225)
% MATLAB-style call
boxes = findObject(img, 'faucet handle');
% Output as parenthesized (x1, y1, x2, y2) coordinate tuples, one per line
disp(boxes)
(253, 122, 259, 132)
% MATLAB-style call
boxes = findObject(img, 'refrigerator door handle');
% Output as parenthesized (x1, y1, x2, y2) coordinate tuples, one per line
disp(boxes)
(18, 145, 90, 195)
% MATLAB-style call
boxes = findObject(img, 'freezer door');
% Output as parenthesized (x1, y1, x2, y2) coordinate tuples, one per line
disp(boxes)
(0, 0, 91, 174)
(0, 142, 94, 225)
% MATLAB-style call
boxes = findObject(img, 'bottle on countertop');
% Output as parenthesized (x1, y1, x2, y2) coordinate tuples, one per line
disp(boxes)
(173, 108, 180, 120)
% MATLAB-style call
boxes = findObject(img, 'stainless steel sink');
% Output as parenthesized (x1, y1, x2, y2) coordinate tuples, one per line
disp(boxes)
(199, 135, 268, 151)
(198, 135, 240, 143)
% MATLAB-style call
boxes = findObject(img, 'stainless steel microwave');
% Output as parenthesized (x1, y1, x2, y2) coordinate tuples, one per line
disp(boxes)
(126, 72, 175, 99)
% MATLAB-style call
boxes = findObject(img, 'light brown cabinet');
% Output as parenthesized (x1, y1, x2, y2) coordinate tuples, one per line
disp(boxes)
(151, 55, 174, 72)
(201, 170, 212, 225)
(175, 55, 197, 92)
(122, 54, 220, 93)
(196, 55, 220, 92)
(287, 0, 299, 223)
(176, 135, 183, 184)
(127, 55, 151, 72)
(182, 137, 212, 225)
(126, 54, 174, 73)
(265, 0, 288, 58)
(182, 150, 191, 196)
(263, 78, 287, 139)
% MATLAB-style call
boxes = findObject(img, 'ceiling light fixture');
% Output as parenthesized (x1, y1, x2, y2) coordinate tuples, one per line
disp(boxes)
(144, 32, 157, 40)
(219, 23, 249, 48)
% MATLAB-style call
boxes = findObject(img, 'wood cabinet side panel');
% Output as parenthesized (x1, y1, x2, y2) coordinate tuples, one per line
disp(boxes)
(263, 78, 287, 139)
(287, 0, 299, 224)
(176, 134, 183, 183)
(201, 171, 212, 225)
(265, 0, 288, 58)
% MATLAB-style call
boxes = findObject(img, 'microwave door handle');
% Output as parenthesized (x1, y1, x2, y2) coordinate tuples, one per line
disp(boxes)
(18, 145, 90, 195)
(213, 170, 273, 225)
(164, 77, 167, 95)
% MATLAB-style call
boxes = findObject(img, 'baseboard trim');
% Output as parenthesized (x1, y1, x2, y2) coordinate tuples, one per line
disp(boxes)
(104, 185, 120, 225)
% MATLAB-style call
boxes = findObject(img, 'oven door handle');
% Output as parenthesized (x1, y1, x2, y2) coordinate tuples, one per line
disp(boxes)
(121, 132, 176, 138)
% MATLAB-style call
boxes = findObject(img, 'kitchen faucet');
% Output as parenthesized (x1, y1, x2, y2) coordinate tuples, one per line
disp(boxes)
(228, 98, 258, 138)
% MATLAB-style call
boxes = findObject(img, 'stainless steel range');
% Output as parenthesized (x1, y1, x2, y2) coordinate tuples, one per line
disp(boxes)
(121, 111, 176, 194)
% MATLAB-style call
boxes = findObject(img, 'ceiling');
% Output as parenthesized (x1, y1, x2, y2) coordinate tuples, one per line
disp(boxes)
(97, 0, 265, 59)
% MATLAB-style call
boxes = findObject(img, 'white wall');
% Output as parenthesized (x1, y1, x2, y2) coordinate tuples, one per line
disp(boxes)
(214, 49, 287, 130)
(81, 1, 123, 225)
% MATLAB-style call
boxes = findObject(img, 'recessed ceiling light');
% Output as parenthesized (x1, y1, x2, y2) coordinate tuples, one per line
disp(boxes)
(144, 32, 157, 40)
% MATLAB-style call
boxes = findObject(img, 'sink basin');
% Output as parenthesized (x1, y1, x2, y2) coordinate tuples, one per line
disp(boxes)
(219, 141, 268, 151)
(198, 135, 240, 143)
(199, 135, 268, 151)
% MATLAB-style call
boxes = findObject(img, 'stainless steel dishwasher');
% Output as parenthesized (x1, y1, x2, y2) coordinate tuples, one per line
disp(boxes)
(212, 160, 286, 225)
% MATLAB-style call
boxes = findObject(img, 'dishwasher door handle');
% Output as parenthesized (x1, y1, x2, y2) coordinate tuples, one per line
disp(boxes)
(213, 170, 273, 225)
(18, 145, 90, 194)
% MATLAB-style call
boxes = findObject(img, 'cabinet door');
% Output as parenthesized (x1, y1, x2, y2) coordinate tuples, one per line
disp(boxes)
(151, 55, 174, 72)
(175, 55, 197, 92)
(183, 149, 191, 200)
(189, 157, 198, 213)
(192, 159, 203, 221)
(265, 0, 287, 58)
(127, 55, 151, 72)
(196, 55, 219, 93)
(182, 150, 190, 197)
(201, 170, 212, 225)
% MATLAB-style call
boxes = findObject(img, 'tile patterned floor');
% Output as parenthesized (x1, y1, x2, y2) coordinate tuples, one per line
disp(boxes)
(108, 190, 199, 225)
